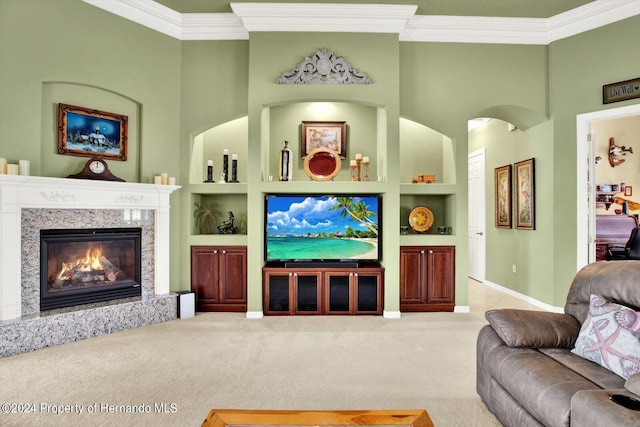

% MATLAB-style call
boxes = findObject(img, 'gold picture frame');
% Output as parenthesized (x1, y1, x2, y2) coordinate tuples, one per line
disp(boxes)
(57, 103, 128, 161)
(301, 121, 346, 158)
(514, 158, 535, 230)
(495, 164, 512, 228)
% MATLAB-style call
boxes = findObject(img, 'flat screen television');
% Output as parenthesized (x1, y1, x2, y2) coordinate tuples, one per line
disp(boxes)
(265, 194, 381, 263)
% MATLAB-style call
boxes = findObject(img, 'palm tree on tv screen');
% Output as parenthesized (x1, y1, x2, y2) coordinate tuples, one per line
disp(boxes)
(330, 197, 378, 236)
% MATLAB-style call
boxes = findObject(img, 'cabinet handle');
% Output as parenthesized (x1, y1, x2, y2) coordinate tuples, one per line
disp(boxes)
(354, 273, 358, 277)
(222, 250, 227, 254)
(421, 250, 425, 254)
(429, 250, 434, 254)
(294, 273, 297, 277)
(213, 250, 218, 254)
(289, 273, 293, 277)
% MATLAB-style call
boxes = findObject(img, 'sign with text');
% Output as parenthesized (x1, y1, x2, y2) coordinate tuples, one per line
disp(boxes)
(603, 77, 640, 104)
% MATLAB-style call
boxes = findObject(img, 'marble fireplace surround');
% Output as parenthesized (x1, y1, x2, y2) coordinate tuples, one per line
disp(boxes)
(0, 175, 180, 357)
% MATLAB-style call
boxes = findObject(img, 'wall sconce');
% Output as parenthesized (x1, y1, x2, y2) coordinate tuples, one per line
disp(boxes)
(609, 137, 633, 167)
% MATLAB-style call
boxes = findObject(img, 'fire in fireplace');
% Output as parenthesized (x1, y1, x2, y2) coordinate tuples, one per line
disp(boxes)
(40, 228, 142, 311)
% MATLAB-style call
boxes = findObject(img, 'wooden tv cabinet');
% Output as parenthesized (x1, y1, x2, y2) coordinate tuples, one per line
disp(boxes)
(262, 265, 384, 315)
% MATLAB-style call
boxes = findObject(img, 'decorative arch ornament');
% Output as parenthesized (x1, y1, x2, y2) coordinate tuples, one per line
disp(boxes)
(277, 48, 371, 85)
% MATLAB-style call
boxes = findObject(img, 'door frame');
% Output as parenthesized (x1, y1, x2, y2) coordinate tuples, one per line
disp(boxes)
(576, 103, 640, 270)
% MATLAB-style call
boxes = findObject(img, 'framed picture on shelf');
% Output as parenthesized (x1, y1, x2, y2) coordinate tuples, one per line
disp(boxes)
(625, 186, 633, 197)
(514, 158, 535, 230)
(301, 121, 346, 158)
(494, 164, 512, 228)
(57, 103, 128, 161)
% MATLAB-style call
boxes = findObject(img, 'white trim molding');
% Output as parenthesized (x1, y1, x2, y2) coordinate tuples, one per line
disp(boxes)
(483, 280, 564, 313)
(82, 0, 640, 43)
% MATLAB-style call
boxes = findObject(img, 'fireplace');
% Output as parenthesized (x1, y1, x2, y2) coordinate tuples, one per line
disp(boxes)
(40, 228, 142, 311)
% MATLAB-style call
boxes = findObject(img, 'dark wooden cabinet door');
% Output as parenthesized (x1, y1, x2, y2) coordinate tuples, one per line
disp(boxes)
(191, 246, 221, 308)
(400, 246, 455, 312)
(191, 246, 247, 312)
(400, 247, 426, 305)
(426, 246, 455, 306)
(219, 247, 247, 309)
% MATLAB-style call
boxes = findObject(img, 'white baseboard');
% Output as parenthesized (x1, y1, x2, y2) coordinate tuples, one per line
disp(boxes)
(454, 306, 470, 313)
(246, 311, 264, 319)
(483, 280, 564, 313)
(383, 310, 401, 319)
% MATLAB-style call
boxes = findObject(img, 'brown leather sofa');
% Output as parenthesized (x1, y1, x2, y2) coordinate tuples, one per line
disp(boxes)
(477, 261, 640, 426)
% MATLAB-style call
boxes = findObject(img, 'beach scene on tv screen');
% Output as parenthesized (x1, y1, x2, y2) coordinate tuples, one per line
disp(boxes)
(266, 196, 379, 260)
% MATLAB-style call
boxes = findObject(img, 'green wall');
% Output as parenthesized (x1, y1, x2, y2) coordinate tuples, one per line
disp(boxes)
(3, 0, 640, 309)
(549, 14, 640, 305)
(0, 0, 183, 285)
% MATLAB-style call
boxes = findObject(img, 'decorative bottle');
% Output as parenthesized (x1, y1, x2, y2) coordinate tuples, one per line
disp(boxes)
(279, 140, 293, 181)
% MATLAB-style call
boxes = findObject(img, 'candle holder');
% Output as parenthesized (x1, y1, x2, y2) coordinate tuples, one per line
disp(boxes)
(350, 160, 358, 182)
(223, 149, 229, 183)
(355, 154, 362, 181)
(204, 160, 215, 183)
(362, 159, 370, 182)
(230, 154, 239, 183)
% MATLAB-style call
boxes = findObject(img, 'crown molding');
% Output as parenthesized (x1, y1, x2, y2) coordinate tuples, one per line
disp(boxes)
(83, 0, 640, 44)
(230, 3, 417, 33)
(546, 0, 640, 43)
(401, 16, 548, 45)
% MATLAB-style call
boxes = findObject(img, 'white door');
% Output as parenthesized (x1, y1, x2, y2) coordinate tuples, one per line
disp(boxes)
(468, 149, 486, 281)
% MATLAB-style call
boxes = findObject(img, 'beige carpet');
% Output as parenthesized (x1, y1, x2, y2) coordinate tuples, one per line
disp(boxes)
(0, 287, 507, 426)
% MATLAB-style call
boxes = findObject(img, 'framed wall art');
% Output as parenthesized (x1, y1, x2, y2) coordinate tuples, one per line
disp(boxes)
(514, 158, 535, 230)
(301, 121, 346, 158)
(57, 103, 128, 161)
(494, 164, 512, 228)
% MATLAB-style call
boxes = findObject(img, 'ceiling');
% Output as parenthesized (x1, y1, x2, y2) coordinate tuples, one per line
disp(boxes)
(153, 0, 595, 18)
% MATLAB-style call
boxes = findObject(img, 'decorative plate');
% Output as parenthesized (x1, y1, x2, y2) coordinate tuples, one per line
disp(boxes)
(408, 206, 434, 233)
(303, 148, 342, 181)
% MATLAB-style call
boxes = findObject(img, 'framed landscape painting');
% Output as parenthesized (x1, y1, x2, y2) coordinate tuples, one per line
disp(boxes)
(301, 121, 346, 158)
(57, 103, 128, 161)
(514, 158, 535, 230)
(495, 164, 512, 228)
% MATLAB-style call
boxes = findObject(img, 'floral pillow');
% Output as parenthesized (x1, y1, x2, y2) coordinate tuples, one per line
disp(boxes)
(572, 294, 640, 379)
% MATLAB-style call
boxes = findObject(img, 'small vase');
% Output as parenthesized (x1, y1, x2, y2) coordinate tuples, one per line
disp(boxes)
(279, 140, 293, 181)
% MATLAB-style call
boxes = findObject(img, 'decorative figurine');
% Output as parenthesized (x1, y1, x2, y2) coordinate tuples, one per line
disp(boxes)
(279, 140, 293, 181)
(217, 211, 236, 234)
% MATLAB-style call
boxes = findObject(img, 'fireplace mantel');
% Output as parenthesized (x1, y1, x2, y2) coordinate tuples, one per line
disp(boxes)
(0, 175, 180, 321)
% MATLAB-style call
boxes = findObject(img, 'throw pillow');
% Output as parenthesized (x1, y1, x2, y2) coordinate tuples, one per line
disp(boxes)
(571, 294, 640, 379)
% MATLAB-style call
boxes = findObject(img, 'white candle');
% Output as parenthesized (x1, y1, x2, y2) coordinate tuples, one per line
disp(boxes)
(7, 164, 19, 175)
(0, 158, 7, 174)
(168, 177, 176, 185)
(223, 149, 229, 155)
(207, 160, 213, 166)
(154, 175, 162, 185)
(350, 160, 357, 166)
(161, 172, 169, 185)
(232, 154, 238, 160)
(355, 153, 362, 160)
(363, 156, 370, 164)
(18, 160, 30, 176)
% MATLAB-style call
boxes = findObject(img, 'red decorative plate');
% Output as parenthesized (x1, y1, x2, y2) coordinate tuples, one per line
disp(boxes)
(303, 148, 341, 181)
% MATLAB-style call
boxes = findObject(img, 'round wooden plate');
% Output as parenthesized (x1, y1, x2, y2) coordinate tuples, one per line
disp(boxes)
(409, 206, 434, 233)
(303, 148, 341, 181)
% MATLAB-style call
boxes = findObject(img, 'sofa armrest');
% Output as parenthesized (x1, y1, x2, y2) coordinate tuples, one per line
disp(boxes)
(572, 389, 640, 427)
(626, 374, 640, 395)
(485, 309, 580, 348)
